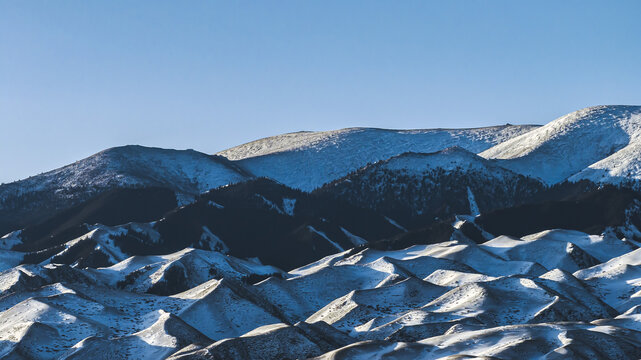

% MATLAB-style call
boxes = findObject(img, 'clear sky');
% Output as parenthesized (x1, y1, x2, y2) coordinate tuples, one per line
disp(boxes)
(1, 1, 640, 183)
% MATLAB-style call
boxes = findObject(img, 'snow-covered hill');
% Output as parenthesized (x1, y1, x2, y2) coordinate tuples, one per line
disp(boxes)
(218, 125, 539, 191)
(1, 145, 249, 204)
(5, 104, 641, 359)
(480, 105, 641, 184)
(0, 182, 640, 359)
(316, 147, 545, 226)
(375, 146, 517, 175)
(0, 125, 538, 235)
(0, 146, 250, 235)
(2, 223, 641, 359)
(570, 139, 641, 186)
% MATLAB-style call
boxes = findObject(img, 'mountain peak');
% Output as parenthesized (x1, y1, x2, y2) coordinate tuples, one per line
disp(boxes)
(480, 105, 641, 184)
(376, 146, 503, 175)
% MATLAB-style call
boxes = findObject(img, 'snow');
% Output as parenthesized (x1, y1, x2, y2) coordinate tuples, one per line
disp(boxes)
(188, 321, 352, 360)
(255, 194, 284, 214)
(240, 322, 290, 337)
(199, 226, 229, 253)
(175, 279, 283, 340)
(2, 226, 641, 358)
(207, 200, 224, 209)
(521, 229, 635, 263)
(307, 225, 345, 252)
(0, 231, 22, 250)
(380, 147, 510, 177)
(0, 250, 23, 272)
(0, 145, 249, 208)
(0, 297, 108, 359)
(384, 216, 407, 232)
(282, 198, 296, 216)
(480, 234, 599, 272)
(323, 147, 537, 218)
(423, 269, 498, 288)
(255, 265, 391, 321)
(573, 248, 641, 311)
(412, 240, 546, 277)
(92, 247, 282, 294)
(481, 105, 641, 184)
(340, 227, 368, 246)
(307, 277, 447, 335)
(287, 250, 352, 277)
(466, 187, 480, 216)
(6, 105, 641, 358)
(125, 222, 161, 244)
(407, 323, 634, 359)
(570, 140, 641, 186)
(595, 305, 641, 332)
(218, 125, 538, 190)
(36, 225, 131, 266)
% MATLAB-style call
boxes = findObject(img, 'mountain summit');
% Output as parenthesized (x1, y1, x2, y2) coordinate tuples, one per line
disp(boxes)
(481, 105, 641, 184)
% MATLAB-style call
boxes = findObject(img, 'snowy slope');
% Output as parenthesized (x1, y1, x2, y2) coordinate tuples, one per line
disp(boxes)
(480, 234, 601, 272)
(0, 145, 249, 210)
(90, 248, 283, 295)
(7, 105, 641, 359)
(166, 321, 353, 360)
(1, 223, 640, 359)
(574, 248, 641, 312)
(218, 125, 539, 190)
(315, 323, 641, 359)
(61, 310, 212, 360)
(0, 145, 252, 237)
(0, 250, 23, 272)
(570, 139, 641, 185)
(316, 147, 545, 221)
(480, 105, 641, 184)
(378, 146, 518, 176)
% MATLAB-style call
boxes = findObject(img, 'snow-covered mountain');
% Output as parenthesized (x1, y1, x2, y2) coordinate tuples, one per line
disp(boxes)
(0, 124, 537, 235)
(2, 145, 249, 200)
(4, 105, 641, 359)
(316, 147, 545, 227)
(217, 125, 539, 191)
(0, 146, 250, 235)
(481, 105, 641, 184)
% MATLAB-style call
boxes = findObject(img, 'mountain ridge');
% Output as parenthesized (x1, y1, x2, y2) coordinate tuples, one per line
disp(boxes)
(3, 105, 641, 359)
(481, 105, 641, 184)
(216, 124, 540, 190)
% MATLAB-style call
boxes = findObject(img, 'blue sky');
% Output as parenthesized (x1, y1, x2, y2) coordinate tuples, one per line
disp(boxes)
(1, 1, 640, 183)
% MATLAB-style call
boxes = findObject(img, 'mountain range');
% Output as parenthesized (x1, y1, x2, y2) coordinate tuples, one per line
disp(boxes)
(2, 105, 641, 359)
